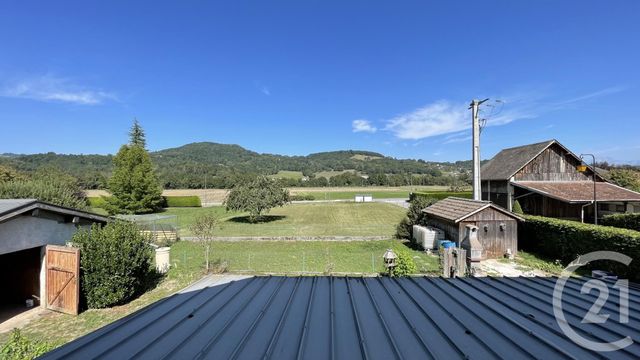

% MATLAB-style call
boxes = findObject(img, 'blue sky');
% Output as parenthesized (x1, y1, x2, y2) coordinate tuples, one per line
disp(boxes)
(1, 1, 639, 163)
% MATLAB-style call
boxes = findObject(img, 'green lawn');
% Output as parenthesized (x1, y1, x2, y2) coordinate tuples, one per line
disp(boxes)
(170, 239, 440, 275)
(162, 202, 407, 237)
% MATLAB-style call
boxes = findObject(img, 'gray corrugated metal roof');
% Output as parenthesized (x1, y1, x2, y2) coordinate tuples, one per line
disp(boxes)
(481, 140, 555, 180)
(0, 199, 109, 223)
(42, 276, 640, 359)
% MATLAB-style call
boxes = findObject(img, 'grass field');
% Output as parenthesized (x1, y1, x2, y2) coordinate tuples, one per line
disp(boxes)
(314, 169, 358, 179)
(269, 170, 304, 180)
(170, 239, 440, 275)
(162, 202, 406, 237)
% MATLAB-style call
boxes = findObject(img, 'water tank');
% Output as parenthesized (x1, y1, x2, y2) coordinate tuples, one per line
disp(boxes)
(412, 225, 445, 250)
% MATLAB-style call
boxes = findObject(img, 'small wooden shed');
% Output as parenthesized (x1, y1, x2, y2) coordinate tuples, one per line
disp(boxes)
(423, 197, 523, 259)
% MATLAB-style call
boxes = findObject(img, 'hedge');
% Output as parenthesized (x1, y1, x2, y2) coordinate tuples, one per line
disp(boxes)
(520, 215, 640, 281)
(72, 221, 153, 308)
(163, 195, 201, 207)
(290, 194, 316, 201)
(602, 213, 640, 232)
(409, 191, 472, 202)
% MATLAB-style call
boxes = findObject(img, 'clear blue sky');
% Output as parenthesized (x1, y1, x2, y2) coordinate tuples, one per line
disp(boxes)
(1, 1, 639, 163)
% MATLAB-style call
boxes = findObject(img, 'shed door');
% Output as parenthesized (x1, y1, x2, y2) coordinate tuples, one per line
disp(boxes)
(46, 245, 80, 315)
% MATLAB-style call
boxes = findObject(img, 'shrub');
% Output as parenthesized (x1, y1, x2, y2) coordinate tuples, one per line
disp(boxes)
(87, 196, 108, 208)
(391, 247, 418, 276)
(396, 196, 438, 240)
(72, 221, 153, 308)
(512, 200, 524, 215)
(520, 215, 640, 281)
(290, 194, 315, 201)
(602, 213, 640, 232)
(164, 196, 202, 207)
(0, 329, 56, 360)
(409, 191, 472, 202)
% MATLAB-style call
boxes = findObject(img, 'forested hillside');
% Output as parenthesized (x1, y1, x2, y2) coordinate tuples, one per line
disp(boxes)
(0, 142, 472, 189)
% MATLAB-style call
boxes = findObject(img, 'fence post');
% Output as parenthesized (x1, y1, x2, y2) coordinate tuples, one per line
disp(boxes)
(302, 251, 306, 273)
(371, 252, 375, 273)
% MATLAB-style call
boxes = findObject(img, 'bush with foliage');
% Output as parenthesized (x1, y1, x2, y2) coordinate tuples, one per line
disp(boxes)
(164, 195, 202, 207)
(608, 168, 640, 192)
(602, 213, 640, 232)
(225, 176, 290, 222)
(71, 221, 153, 308)
(390, 247, 418, 276)
(512, 200, 524, 215)
(396, 196, 439, 239)
(0, 329, 56, 360)
(290, 194, 316, 201)
(0, 167, 88, 210)
(409, 191, 472, 202)
(520, 215, 640, 281)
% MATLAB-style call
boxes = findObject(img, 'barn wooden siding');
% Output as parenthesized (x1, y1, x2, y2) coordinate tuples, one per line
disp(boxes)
(513, 143, 598, 182)
(481, 180, 509, 209)
(460, 208, 518, 258)
(426, 207, 518, 259)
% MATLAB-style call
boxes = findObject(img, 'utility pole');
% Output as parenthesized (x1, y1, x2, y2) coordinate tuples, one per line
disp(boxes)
(470, 99, 489, 201)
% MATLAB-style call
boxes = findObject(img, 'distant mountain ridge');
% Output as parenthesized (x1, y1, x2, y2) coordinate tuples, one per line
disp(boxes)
(0, 141, 471, 188)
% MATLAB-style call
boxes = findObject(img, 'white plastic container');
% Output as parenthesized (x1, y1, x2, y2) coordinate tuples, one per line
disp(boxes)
(155, 247, 171, 274)
(413, 225, 445, 250)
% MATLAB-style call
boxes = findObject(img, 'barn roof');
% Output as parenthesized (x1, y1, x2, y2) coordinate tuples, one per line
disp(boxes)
(41, 276, 640, 359)
(514, 181, 640, 203)
(0, 199, 110, 224)
(422, 197, 523, 223)
(480, 140, 556, 180)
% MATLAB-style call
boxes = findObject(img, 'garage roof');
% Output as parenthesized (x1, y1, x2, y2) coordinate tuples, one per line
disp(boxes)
(514, 181, 640, 203)
(42, 276, 640, 359)
(0, 199, 110, 224)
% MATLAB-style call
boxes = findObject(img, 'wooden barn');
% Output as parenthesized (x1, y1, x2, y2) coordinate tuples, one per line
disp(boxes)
(481, 139, 640, 222)
(423, 197, 523, 259)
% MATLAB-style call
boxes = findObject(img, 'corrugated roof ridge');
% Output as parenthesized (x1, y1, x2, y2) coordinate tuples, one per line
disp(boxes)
(229, 277, 287, 360)
(465, 278, 607, 359)
(391, 278, 468, 358)
(361, 278, 403, 359)
(161, 277, 258, 359)
(345, 277, 370, 360)
(374, 278, 435, 359)
(407, 278, 503, 358)
(498, 277, 637, 344)
(194, 277, 274, 359)
(264, 277, 303, 359)
(429, 278, 540, 359)
(442, 278, 580, 359)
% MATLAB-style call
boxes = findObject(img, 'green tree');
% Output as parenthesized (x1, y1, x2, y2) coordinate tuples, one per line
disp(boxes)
(225, 176, 290, 222)
(129, 118, 146, 148)
(190, 213, 220, 272)
(104, 144, 163, 214)
(608, 169, 640, 192)
(0, 168, 88, 210)
(396, 196, 438, 240)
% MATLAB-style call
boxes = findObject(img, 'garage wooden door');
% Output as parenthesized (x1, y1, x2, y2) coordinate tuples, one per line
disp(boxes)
(46, 245, 80, 315)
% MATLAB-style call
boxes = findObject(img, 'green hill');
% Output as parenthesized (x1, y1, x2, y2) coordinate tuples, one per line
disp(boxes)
(0, 142, 471, 189)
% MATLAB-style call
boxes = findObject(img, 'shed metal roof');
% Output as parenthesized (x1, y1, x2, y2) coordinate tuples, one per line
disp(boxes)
(0, 199, 110, 224)
(42, 276, 640, 359)
(514, 181, 640, 203)
(422, 197, 523, 223)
